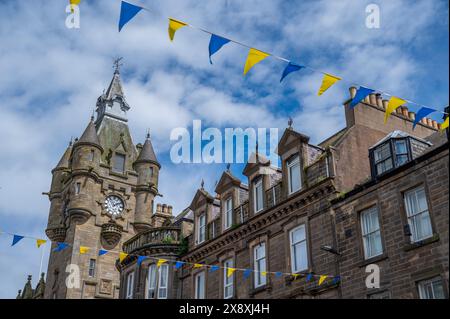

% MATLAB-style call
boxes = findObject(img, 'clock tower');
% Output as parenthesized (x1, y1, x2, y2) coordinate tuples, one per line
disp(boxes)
(44, 64, 160, 299)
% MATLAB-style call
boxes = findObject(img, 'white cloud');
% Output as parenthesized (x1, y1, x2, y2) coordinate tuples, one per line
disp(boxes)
(0, 0, 447, 298)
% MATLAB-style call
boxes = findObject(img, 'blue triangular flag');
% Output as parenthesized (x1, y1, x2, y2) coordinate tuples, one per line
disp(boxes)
(280, 62, 304, 82)
(350, 86, 375, 108)
(175, 261, 185, 269)
(137, 255, 148, 266)
(53, 242, 69, 252)
(306, 273, 313, 282)
(208, 34, 231, 64)
(209, 265, 220, 272)
(118, 1, 143, 32)
(275, 271, 283, 278)
(413, 107, 436, 129)
(243, 269, 252, 279)
(98, 249, 109, 256)
(332, 275, 341, 285)
(11, 235, 24, 246)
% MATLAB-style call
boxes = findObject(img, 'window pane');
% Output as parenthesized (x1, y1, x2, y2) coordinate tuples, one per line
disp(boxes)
(288, 157, 301, 194)
(291, 226, 305, 243)
(404, 187, 432, 242)
(113, 154, 126, 173)
(361, 207, 383, 259)
(395, 140, 407, 154)
(396, 155, 408, 166)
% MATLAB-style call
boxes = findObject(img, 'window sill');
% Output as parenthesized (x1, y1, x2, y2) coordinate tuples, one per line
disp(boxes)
(357, 254, 388, 268)
(403, 234, 440, 252)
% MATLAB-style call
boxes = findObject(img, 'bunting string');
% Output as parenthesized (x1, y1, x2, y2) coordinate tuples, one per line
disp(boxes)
(111, 0, 448, 126)
(1, 229, 342, 286)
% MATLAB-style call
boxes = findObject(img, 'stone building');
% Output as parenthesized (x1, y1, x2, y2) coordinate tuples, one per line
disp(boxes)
(43, 66, 174, 298)
(116, 87, 449, 299)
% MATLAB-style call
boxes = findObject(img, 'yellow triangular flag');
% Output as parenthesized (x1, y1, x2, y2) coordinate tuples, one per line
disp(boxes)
(227, 268, 236, 278)
(168, 18, 187, 42)
(261, 271, 267, 277)
(193, 263, 203, 269)
(69, 0, 81, 13)
(243, 48, 270, 75)
(79, 246, 89, 254)
(119, 252, 128, 262)
(318, 73, 341, 96)
(157, 259, 168, 267)
(441, 116, 449, 131)
(318, 275, 328, 286)
(36, 239, 46, 248)
(384, 96, 406, 123)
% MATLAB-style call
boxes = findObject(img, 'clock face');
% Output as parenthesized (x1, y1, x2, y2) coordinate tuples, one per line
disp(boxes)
(104, 195, 124, 217)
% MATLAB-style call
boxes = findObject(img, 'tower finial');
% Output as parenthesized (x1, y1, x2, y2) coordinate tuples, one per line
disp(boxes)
(288, 117, 293, 129)
(146, 128, 150, 139)
(226, 163, 231, 171)
(200, 179, 204, 189)
(113, 57, 123, 74)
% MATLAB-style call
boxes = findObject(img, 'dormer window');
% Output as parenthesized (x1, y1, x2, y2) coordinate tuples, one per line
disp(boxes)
(287, 155, 301, 194)
(254, 178, 264, 213)
(370, 131, 431, 178)
(113, 153, 126, 173)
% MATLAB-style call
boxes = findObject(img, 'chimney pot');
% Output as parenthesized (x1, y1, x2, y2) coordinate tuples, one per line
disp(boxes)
(396, 107, 402, 114)
(421, 118, 427, 124)
(349, 87, 357, 99)
(408, 112, 416, 121)
(382, 100, 389, 110)
(376, 94, 383, 108)
(401, 106, 409, 117)
(432, 120, 438, 129)
(369, 94, 377, 106)
(364, 96, 370, 104)
(426, 118, 433, 127)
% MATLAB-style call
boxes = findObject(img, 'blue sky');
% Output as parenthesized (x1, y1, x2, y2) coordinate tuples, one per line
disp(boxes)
(0, 0, 448, 298)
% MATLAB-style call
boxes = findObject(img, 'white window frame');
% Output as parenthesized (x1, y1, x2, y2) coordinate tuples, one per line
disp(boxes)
(223, 258, 234, 299)
(194, 271, 205, 299)
(360, 206, 383, 259)
(125, 271, 134, 299)
(287, 155, 301, 194)
(224, 197, 233, 230)
(197, 213, 206, 244)
(254, 178, 263, 213)
(158, 264, 169, 299)
(418, 277, 445, 299)
(289, 225, 308, 273)
(147, 264, 157, 299)
(253, 243, 267, 288)
(404, 186, 433, 243)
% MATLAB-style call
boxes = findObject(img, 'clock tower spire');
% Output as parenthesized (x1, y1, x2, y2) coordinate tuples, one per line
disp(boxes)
(44, 64, 147, 299)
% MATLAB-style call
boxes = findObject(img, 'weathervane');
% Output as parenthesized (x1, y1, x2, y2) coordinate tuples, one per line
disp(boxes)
(113, 57, 123, 74)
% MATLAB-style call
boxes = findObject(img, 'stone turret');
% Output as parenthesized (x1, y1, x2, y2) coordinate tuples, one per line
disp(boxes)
(66, 117, 103, 225)
(132, 133, 160, 233)
(46, 141, 72, 242)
